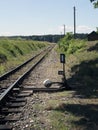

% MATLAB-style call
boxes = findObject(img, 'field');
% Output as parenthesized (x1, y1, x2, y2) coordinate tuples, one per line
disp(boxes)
(0, 38, 49, 75)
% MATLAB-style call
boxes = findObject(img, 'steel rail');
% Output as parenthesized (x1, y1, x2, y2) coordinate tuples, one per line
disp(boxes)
(0, 46, 51, 81)
(0, 46, 53, 105)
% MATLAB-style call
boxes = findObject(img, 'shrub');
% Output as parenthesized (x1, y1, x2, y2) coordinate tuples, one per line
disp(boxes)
(58, 33, 87, 55)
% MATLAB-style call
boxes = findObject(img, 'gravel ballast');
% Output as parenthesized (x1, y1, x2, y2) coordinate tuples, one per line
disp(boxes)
(12, 45, 65, 130)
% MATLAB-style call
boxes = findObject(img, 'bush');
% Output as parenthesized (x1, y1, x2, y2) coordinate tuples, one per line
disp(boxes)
(58, 33, 87, 55)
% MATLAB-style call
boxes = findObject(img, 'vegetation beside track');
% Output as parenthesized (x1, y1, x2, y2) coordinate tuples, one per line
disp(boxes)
(57, 33, 98, 90)
(0, 38, 49, 75)
(46, 33, 98, 130)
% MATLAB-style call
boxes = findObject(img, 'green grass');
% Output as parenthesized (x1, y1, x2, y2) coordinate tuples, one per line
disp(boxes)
(58, 39, 87, 55)
(57, 33, 87, 55)
(41, 91, 86, 130)
(0, 38, 49, 75)
(64, 41, 98, 98)
(55, 37, 98, 129)
(57, 34, 98, 94)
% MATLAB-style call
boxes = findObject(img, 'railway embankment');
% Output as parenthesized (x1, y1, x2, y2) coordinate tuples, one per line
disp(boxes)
(0, 38, 49, 75)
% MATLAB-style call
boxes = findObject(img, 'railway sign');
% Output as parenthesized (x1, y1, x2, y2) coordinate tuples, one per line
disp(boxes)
(60, 54, 65, 63)
(58, 70, 64, 75)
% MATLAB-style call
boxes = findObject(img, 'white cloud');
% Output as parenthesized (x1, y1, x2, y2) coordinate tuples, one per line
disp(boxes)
(76, 25, 93, 33)
(58, 25, 94, 34)
(0, 32, 12, 36)
(0, 25, 94, 36)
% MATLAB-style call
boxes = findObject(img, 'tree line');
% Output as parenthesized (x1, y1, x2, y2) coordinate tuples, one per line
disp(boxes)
(0, 33, 87, 43)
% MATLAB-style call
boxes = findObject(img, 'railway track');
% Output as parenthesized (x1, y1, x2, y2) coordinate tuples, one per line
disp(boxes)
(0, 44, 70, 130)
(0, 45, 55, 130)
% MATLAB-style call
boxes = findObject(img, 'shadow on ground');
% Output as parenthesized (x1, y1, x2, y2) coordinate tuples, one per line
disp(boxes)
(87, 42, 98, 52)
(58, 56, 98, 129)
(53, 103, 98, 130)
(67, 57, 98, 98)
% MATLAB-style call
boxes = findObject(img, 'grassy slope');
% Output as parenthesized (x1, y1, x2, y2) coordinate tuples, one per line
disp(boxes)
(57, 35, 98, 90)
(45, 40, 98, 130)
(66, 41, 98, 93)
(0, 38, 49, 75)
(65, 40, 98, 129)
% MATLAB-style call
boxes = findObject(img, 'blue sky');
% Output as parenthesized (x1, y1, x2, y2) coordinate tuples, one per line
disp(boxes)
(0, 0, 98, 36)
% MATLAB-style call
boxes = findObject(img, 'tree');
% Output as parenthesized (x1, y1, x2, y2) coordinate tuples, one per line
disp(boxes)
(90, 0, 98, 8)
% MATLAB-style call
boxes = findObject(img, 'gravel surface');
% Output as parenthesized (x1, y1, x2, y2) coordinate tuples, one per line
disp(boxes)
(12, 45, 65, 130)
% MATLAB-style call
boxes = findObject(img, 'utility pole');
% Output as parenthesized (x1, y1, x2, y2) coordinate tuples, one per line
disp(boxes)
(64, 24, 66, 36)
(73, 6, 76, 38)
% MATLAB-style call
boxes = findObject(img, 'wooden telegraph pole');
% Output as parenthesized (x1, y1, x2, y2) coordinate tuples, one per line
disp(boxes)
(73, 6, 76, 39)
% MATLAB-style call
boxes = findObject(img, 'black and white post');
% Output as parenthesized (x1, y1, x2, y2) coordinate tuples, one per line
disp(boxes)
(59, 54, 71, 89)
(60, 54, 66, 80)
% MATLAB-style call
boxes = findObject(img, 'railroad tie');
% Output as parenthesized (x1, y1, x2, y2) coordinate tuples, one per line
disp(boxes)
(0, 125, 12, 130)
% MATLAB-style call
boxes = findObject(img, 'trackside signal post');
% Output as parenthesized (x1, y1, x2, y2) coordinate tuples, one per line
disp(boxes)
(43, 53, 71, 90)
(59, 54, 66, 80)
(58, 54, 71, 89)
